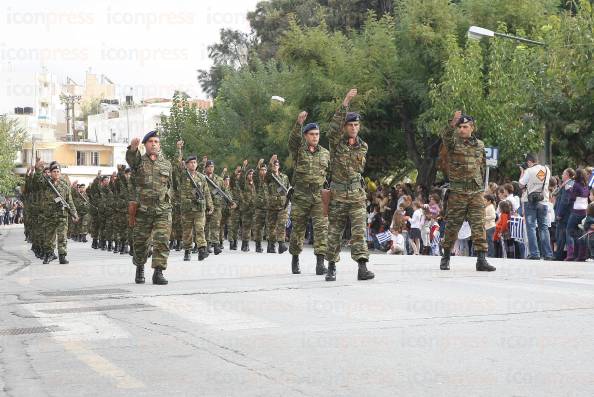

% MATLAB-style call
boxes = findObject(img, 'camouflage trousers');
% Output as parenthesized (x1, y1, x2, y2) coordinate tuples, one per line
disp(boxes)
(228, 207, 240, 241)
(72, 213, 90, 235)
(113, 210, 128, 241)
(206, 206, 222, 244)
(133, 209, 172, 269)
(30, 208, 43, 247)
(253, 207, 267, 242)
(170, 204, 182, 241)
(267, 207, 288, 242)
(182, 210, 207, 249)
(325, 198, 368, 263)
(98, 211, 113, 241)
(43, 215, 68, 255)
(89, 210, 99, 239)
(289, 191, 328, 257)
(241, 208, 255, 241)
(219, 208, 231, 242)
(442, 191, 488, 252)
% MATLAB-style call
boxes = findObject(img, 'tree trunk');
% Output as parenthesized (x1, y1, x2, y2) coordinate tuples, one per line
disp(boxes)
(400, 108, 439, 189)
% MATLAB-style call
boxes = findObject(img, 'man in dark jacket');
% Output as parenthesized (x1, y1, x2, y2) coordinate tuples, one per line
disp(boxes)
(553, 168, 575, 260)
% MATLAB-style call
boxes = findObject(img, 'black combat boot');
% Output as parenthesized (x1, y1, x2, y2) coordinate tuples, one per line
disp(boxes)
(230, 240, 237, 250)
(135, 265, 145, 284)
(119, 241, 126, 254)
(100, 240, 106, 250)
(174, 240, 181, 251)
(169, 240, 175, 249)
(325, 262, 336, 281)
(476, 251, 496, 272)
(357, 260, 374, 280)
(59, 254, 69, 264)
(255, 241, 263, 253)
(278, 241, 288, 254)
(192, 243, 199, 253)
(49, 251, 57, 262)
(113, 241, 120, 253)
(207, 243, 213, 254)
(183, 249, 191, 261)
(315, 254, 328, 275)
(291, 255, 301, 274)
(241, 241, 250, 252)
(219, 241, 224, 250)
(152, 268, 168, 285)
(108, 241, 113, 251)
(43, 252, 52, 264)
(440, 251, 451, 271)
(91, 239, 97, 249)
(267, 241, 276, 253)
(213, 243, 222, 255)
(81, 234, 88, 243)
(198, 247, 209, 261)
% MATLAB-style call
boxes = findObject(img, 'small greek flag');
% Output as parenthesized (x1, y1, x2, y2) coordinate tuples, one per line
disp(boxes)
(508, 216, 525, 242)
(588, 171, 594, 189)
(376, 230, 393, 244)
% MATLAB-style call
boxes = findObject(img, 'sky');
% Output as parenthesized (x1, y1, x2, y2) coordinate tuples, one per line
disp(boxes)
(0, 0, 261, 113)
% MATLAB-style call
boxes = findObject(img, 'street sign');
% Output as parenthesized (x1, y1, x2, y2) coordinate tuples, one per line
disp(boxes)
(485, 147, 498, 167)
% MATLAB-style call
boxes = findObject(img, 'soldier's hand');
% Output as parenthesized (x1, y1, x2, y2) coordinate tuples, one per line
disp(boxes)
(450, 110, 462, 128)
(207, 208, 214, 215)
(296, 111, 308, 126)
(35, 158, 44, 169)
(72, 215, 79, 223)
(176, 140, 184, 149)
(270, 154, 277, 163)
(231, 202, 237, 209)
(343, 88, 357, 107)
(130, 137, 140, 151)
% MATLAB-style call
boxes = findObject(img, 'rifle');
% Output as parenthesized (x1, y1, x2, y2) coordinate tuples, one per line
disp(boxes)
(270, 172, 290, 195)
(186, 169, 204, 202)
(44, 176, 74, 215)
(76, 189, 97, 211)
(205, 174, 234, 204)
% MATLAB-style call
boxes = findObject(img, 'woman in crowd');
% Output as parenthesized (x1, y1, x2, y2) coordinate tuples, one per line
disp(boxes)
(565, 168, 590, 261)
(484, 194, 497, 257)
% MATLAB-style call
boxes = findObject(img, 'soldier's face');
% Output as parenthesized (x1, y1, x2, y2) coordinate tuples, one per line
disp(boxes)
(247, 172, 254, 181)
(223, 178, 230, 187)
(206, 165, 214, 174)
(272, 163, 279, 173)
(304, 130, 320, 146)
(344, 121, 360, 138)
(145, 137, 160, 155)
(50, 169, 60, 181)
(101, 179, 109, 187)
(187, 160, 197, 172)
(43, 170, 50, 177)
(259, 168, 267, 178)
(457, 122, 474, 138)
(78, 187, 85, 193)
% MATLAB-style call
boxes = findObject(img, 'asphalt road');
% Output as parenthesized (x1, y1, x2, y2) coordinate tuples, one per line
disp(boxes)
(1, 224, 594, 396)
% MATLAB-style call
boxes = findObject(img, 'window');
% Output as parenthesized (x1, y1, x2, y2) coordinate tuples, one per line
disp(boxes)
(76, 151, 99, 166)
(36, 149, 54, 163)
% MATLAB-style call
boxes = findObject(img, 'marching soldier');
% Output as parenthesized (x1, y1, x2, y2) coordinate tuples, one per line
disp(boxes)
(72, 183, 91, 242)
(325, 88, 374, 281)
(34, 160, 78, 264)
(204, 159, 225, 255)
(97, 175, 113, 250)
(287, 112, 330, 275)
(439, 111, 495, 272)
(239, 161, 256, 252)
(265, 154, 289, 254)
(253, 160, 269, 253)
(228, 166, 243, 250)
(219, 171, 235, 248)
(113, 165, 132, 254)
(126, 130, 174, 285)
(88, 172, 101, 249)
(176, 141, 213, 261)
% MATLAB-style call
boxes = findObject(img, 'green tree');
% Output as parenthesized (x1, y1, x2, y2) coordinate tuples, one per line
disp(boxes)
(0, 116, 26, 195)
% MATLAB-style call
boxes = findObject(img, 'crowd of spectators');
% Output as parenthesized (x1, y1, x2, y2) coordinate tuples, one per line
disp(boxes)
(0, 197, 23, 226)
(365, 158, 594, 262)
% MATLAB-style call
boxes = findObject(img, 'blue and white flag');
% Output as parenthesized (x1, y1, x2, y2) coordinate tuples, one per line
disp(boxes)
(588, 171, 594, 189)
(376, 230, 393, 244)
(508, 216, 525, 242)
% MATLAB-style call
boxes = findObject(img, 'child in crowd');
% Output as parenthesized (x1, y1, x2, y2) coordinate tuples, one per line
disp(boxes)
(388, 228, 405, 255)
(409, 201, 424, 255)
(484, 194, 497, 257)
(494, 200, 514, 258)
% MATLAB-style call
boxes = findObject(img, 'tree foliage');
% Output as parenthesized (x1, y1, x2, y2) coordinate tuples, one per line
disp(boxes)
(1, 116, 26, 195)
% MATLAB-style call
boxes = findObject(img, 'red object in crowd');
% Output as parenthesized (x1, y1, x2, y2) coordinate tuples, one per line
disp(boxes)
(493, 212, 510, 242)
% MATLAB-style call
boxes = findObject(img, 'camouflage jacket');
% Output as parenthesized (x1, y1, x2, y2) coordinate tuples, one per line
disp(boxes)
(254, 174, 268, 209)
(205, 173, 225, 207)
(266, 171, 290, 210)
(98, 185, 114, 215)
(33, 171, 78, 219)
(126, 148, 173, 213)
(176, 163, 212, 213)
(288, 123, 330, 192)
(114, 170, 133, 212)
(327, 106, 367, 203)
(72, 189, 90, 215)
(441, 126, 485, 193)
(239, 173, 256, 212)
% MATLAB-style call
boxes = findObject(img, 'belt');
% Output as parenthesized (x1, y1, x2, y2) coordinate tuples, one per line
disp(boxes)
(330, 179, 361, 192)
(294, 182, 323, 192)
(449, 180, 480, 191)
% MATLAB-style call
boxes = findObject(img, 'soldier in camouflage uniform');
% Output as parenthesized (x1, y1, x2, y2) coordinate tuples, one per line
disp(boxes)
(325, 88, 374, 281)
(176, 141, 213, 261)
(34, 161, 78, 264)
(252, 160, 269, 253)
(72, 183, 91, 242)
(265, 155, 290, 254)
(88, 174, 101, 249)
(126, 130, 174, 285)
(288, 112, 330, 275)
(204, 159, 225, 255)
(169, 166, 183, 251)
(97, 175, 113, 250)
(440, 112, 495, 272)
(228, 166, 243, 250)
(218, 171, 235, 247)
(112, 165, 132, 254)
(239, 161, 257, 252)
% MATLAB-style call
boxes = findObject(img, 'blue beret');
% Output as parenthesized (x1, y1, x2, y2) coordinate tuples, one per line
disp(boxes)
(302, 123, 319, 134)
(49, 163, 60, 171)
(185, 155, 197, 163)
(345, 112, 361, 123)
(456, 115, 474, 126)
(205, 160, 215, 167)
(141, 130, 159, 144)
